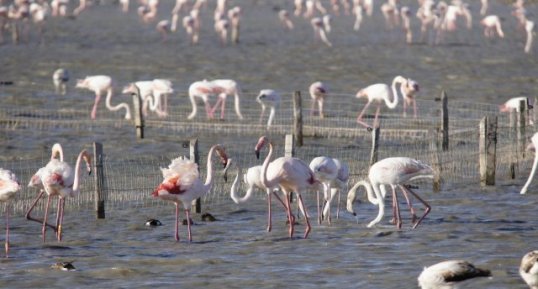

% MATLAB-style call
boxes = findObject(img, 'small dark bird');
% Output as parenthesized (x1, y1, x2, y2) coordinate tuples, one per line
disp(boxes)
(182, 218, 193, 226)
(145, 219, 162, 226)
(201, 213, 217, 222)
(51, 261, 76, 271)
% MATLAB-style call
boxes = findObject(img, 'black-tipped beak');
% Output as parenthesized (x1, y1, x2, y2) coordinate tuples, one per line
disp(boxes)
(255, 150, 260, 159)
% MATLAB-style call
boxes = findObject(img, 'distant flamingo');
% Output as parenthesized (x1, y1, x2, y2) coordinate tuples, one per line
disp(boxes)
(207, 79, 243, 120)
(230, 164, 293, 232)
(480, 0, 488, 16)
(183, 10, 200, 45)
(416, 0, 436, 43)
(352, 4, 363, 31)
(525, 20, 534, 54)
(53, 68, 69, 96)
(156, 20, 170, 42)
(172, 0, 189, 15)
(311, 17, 332, 47)
(418, 260, 491, 289)
(499, 97, 534, 126)
(256, 136, 318, 238)
(309, 81, 327, 118)
(152, 144, 228, 242)
(278, 9, 294, 30)
(481, 15, 504, 39)
(119, 0, 129, 13)
(381, 0, 400, 29)
(520, 250, 538, 289)
(75, 75, 131, 120)
(437, 3, 472, 44)
(214, 17, 229, 45)
(0, 168, 20, 257)
(73, 0, 88, 16)
(346, 157, 432, 229)
(401, 6, 413, 43)
(520, 132, 538, 195)
(256, 89, 280, 129)
(227, 6, 241, 44)
(294, 0, 303, 16)
(122, 79, 172, 117)
(309, 156, 338, 224)
(27, 145, 92, 242)
(355, 75, 414, 129)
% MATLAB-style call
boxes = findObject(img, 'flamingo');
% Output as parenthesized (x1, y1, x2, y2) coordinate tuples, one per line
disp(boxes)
(416, 0, 436, 43)
(381, 0, 400, 30)
(152, 144, 228, 242)
(75, 75, 131, 120)
(214, 17, 229, 45)
(311, 17, 332, 47)
(309, 81, 327, 118)
(227, 6, 241, 44)
(27, 145, 92, 242)
(520, 251, 538, 289)
(401, 6, 413, 44)
(255, 136, 318, 239)
(278, 10, 294, 30)
(309, 156, 338, 224)
(208, 79, 243, 120)
(355, 75, 415, 129)
(499, 97, 534, 126)
(525, 19, 534, 54)
(418, 260, 491, 289)
(480, 0, 488, 16)
(256, 89, 280, 129)
(294, 0, 303, 16)
(346, 157, 433, 229)
(480, 15, 504, 39)
(73, 0, 88, 17)
(119, 0, 129, 13)
(520, 132, 538, 195)
(229, 164, 294, 232)
(352, 4, 363, 31)
(53, 68, 69, 96)
(183, 11, 199, 45)
(0, 168, 20, 257)
(156, 20, 170, 42)
(122, 80, 171, 118)
(322, 158, 349, 221)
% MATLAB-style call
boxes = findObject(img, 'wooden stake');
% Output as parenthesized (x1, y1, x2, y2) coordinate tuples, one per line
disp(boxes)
(369, 126, 380, 166)
(93, 142, 106, 219)
(429, 130, 442, 192)
(479, 116, 497, 186)
(131, 85, 144, 139)
(293, 91, 303, 147)
(190, 138, 201, 213)
(441, 90, 449, 151)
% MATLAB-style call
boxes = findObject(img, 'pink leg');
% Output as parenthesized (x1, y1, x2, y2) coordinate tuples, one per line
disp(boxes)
(220, 95, 226, 120)
(57, 198, 65, 241)
(174, 203, 180, 242)
(42, 195, 52, 242)
(356, 101, 373, 128)
(272, 191, 295, 224)
(401, 186, 431, 229)
(204, 101, 214, 119)
(185, 209, 192, 242)
(399, 185, 417, 223)
(297, 194, 311, 239)
(403, 99, 408, 117)
(284, 193, 294, 238)
(372, 104, 381, 128)
(5, 205, 9, 258)
(91, 94, 102, 120)
(392, 187, 402, 229)
(267, 192, 272, 232)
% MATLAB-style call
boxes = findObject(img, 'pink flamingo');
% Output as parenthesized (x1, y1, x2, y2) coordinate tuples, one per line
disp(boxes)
(309, 156, 338, 224)
(156, 20, 170, 42)
(380, 0, 400, 29)
(187, 79, 243, 120)
(416, 0, 436, 43)
(0, 168, 20, 257)
(352, 4, 363, 31)
(53, 68, 69, 96)
(499, 97, 534, 125)
(214, 17, 229, 45)
(73, 0, 88, 17)
(278, 9, 294, 30)
(183, 10, 200, 45)
(256, 89, 280, 129)
(481, 15, 504, 39)
(355, 75, 414, 129)
(119, 0, 129, 13)
(27, 144, 92, 242)
(230, 164, 294, 232)
(520, 250, 538, 289)
(309, 82, 328, 118)
(311, 17, 332, 47)
(525, 19, 534, 54)
(418, 260, 491, 289)
(294, 0, 303, 16)
(520, 132, 538, 195)
(256, 136, 318, 239)
(227, 6, 241, 44)
(401, 6, 413, 43)
(76, 75, 131, 120)
(346, 157, 432, 229)
(322, 158, 349, 221)
(152, 144, 228, 242)
(51, 0, 69, 17)
(122, 79, 172, 117)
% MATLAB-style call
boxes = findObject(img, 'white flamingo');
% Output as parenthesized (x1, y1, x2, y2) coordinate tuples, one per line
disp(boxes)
(75, 75, 131, 120)
(0, 168, 20, 257)
(52, 68, 69, 96)
(520, 132, 538, 195)
(152, 144, 228, 242)
(256, 89, 280, 129)
(309, 81, 328, 118)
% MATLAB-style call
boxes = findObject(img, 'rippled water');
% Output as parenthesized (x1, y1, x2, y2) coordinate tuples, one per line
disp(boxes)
(1, 1, 538, 288)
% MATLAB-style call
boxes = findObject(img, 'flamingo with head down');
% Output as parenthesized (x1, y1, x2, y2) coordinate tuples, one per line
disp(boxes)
(152, 144, 228, 242)
(188, 79, 243, 121)
(76, 75, 131, 120)
(256, 89, 280, 129)
(309, 81, 328, 118)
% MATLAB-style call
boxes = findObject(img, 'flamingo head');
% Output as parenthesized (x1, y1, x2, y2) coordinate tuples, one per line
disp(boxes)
(75, 78, 89, 89)
(355, 89, 367, 99)
(255, 136, 269, 159)
(214, 145, 228, 169)
(407, 79, 419, 92)
(121, 83, 137, 95)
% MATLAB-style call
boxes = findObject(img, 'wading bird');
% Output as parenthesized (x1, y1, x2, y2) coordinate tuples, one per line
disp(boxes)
(0, 168, 20, 257)
(188, 79, 243, 121)
(256, 89, 280, 129)
(309, 81, 328, 118)
(53, 68, 69, 95)
(75, 75, 131, 120)
(520, 250, 538, 289)
(152, 144, 228, 242)
(418, 260, 491, 289)
(520, 132, 538, 195)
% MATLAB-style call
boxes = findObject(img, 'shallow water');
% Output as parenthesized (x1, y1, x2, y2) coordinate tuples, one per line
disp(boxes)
(1, 1, 538, 288)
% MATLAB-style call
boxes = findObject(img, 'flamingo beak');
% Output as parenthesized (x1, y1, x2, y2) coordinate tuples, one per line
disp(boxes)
(255, 150, 260, 159)
(527, 142, 536, 153)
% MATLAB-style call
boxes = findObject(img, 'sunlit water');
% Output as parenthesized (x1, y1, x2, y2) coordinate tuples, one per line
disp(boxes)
(0, 1, 537, 288)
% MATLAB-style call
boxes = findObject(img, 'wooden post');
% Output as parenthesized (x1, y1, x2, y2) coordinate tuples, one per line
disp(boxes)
(510, 110, 517, 179)
(285, 134, 295, 203)
(479, 116, 497, 186)
(533, 97, 537, 127)
(190, 138, 201, 213)
(93, 142, 106, 219)
(131, 85, 144, 139)
(369, 126, 380, 166)
(517, 99, 527, 158)
(293, 91, 303, 147)
(428, 130, 442, 192)
(441, 90, 449, 151)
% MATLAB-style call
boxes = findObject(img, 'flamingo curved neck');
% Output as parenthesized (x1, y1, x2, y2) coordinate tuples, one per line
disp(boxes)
(203, 145, 220, 192)
(347, 180, 380, 212)
(261, 142, 275, 189)
(105, 89, 132, 119)
(51, 143, 64, 161)
(188, 92, 198, 119)
(72, 150, 90, 193)
(230, 166, 254, 203)
(521, 152, 538, 194)
(388, 77, 403, 109)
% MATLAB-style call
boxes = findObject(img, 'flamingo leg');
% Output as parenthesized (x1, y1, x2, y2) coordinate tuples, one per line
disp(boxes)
(392, 187, 402, 229)
(203, 100, 214, 119)
(57, 198, 65, 242)
(336, 188, 341, 219)
(284, 193, 294, 238)
(55, 198, 61, 239)
(319, 99, 324, 118)
(219, 94, 226, 120)
(185, 209, 192, 242)
(91, 93, 102, 120)
(310, 99, 317, 116)
(317, 189, 321, 224)
(42, 195, 52, 242)
(26, 190, 57, 230)
(356, 101, 373, 128)
(399, 185, 417, 223)
(267, 191, 272, 232)
(413, 99, 417, 119)
(297, 194, 311, 239)
(174, 203, 180, 242)
(401, 186, 431, 229)
(372, 104, 381, 128)
(5, 205, 9, 258)
(272, 191, 294, 224)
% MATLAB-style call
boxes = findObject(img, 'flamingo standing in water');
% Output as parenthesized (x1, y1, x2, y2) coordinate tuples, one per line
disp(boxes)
(311, 16, 332, 47)
(255, 136, 318, 239)
(122, 79, 173, 117)
(520, 250, 538, 289)
(309, 156, 338, 224)
(322, 158, 349, 221)
(418, 260, 491, 289)
(152, 144, 228, 242)
(525, 19, 534, 54)
(520, 132, 538, 195)
(156, 19, 171, 42)
(481, 15, 504, 39)
(75, 75, 131, 120)
(346, 157, 432, 229)
(355, 75, 416, 129)
(256, 89, 280, 129)
(53, 68, 69, 96)
(26, 144, 92, 242)
(188, 79, 243, 121)
(309, 81, 327, 118)
(0, 168, 20, 257)
(499, 97, 534, 126)
(278, 10, 294, 30)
